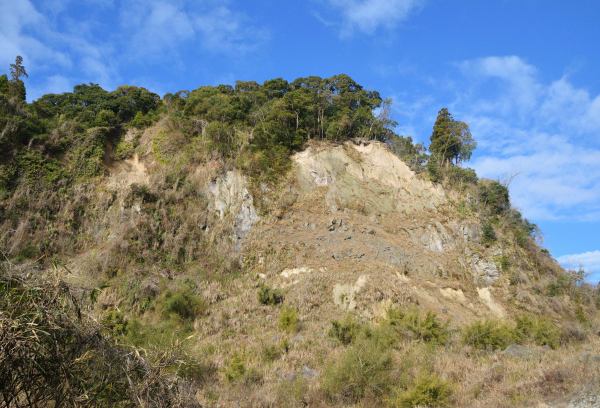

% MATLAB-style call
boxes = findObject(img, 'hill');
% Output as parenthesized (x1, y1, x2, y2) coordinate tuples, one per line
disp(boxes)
(1, 65, 599, 407)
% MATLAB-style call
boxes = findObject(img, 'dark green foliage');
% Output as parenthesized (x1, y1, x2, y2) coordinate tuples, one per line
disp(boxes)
(329, 315, 364, 345)
(322, 336, 394, 403)
(16, 149, 68, 187)
(102, 309, 128, 336)
(447, 165, 478, 185)
(514, 315, 560, 349)
(162, 287, 206, 321)
(67, 127, 109, 180)
(481, 222, 497, 245)
(479, 180, 510, 215)
(388, 135, 427, 172)
(258, 285, 284, 305)
(429, 108, 476, 165)
(462, 320, 516, 350)
(279, 306, 299, 333)
(386, 308, 450, 344)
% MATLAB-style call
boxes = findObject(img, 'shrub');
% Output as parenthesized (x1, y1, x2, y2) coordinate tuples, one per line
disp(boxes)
(162, 288, 206, 321)
(0, 270, 196, 407)
(258, 285, 284, 305)
(426, 157, 442, 183)
(391, 374, 452, 408)
(261, 345, 280, 362)
(279, 306, 299, 333)
(102, 309, 128, 336)
(514, 315, 560, 349)
(462, 320, 515, 350)
(224, 354, 261, 385)
(447, 166, 478, 186)
(495, 255, 511, 272)
(261, 342, 286, 362)
(113, 139, 136, 160)
(329, 315, 364, 345)
(322, 337, 394, 403)
(386, 308, 449, 344)
(225, 354, 246, 382)
(478, 180, 510, 215)
(481, 222, 497, 246)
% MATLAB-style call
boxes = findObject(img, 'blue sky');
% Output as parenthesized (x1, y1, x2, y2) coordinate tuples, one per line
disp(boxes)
(2, 0, 600, 282)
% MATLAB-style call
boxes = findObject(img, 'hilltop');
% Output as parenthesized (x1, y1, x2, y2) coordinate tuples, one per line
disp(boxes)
(1, 65, 599, 407)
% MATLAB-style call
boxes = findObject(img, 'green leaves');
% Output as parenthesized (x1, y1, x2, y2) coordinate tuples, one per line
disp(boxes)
(429, 107, 476, 165)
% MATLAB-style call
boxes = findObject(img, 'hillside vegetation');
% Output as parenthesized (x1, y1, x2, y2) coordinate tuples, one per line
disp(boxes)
(1, 57, 599, 407)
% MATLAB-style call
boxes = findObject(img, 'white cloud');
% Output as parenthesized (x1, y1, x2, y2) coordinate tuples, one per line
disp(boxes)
(1, 0, 268, 99)
(557, 250, 600, 282)
(0, 0, 71, 69)
(121, 0, 268, 56)
(322, 0, 424, 36)
(460, 56, 541, 115)
(453, 56, 600, 221)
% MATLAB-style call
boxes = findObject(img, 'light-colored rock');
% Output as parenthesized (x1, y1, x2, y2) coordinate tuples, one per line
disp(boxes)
(440, 287, 468, 304)
(281, 267, 314, 278)
(108, 153, 150, 190)
(472, 255, 500, 286)
(208, 170, 259, 244)
(333, 275, 368, 310)
(293, 141, 445, 215)
(477, 287, 506, 317)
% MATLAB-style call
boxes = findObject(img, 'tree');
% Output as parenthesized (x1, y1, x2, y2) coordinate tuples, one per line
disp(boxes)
(8, 56, 28, 102)
(10, 56, 28, 82)
(429, 108, 476, 165)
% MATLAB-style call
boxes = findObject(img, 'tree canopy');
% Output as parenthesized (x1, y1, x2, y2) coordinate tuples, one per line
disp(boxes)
(429, 108, 476, 165)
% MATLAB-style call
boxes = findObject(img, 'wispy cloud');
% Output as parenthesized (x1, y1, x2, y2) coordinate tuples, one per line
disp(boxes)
(380, 56, 600, 222)
(120, 0, 268, 57)
(453, 56, 600, 221)
(0, 0, 268, 99)
(320, 0, 425, 37)
(557, 250, 600, 283)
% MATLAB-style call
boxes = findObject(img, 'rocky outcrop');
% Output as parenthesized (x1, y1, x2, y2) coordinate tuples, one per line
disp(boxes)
(293, 141, 445, 215)
(208, 170, 259, 245)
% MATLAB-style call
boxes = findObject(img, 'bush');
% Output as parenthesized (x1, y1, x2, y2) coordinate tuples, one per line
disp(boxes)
(391, 374, 452, 408)
(481, 222, 497, 246)
(478, 180, 510, 215)
(515, 315, 560, 349)
(102, 309, 128, 336)
(258, 285, 284, 305)
(462, 320, 516, 350)
(322, 337, 394, 403)
(386, 308, 449, 344)
(495, 255, 511, 272)
(279, 306, 299, 333)
(447, 166, 478, 185)
(224, 354, 262, 385)
(329, 315, 364, 345)
(225, 354, 246, 382)
(162, 288, 206, 321)
(0, 270, 197, 407)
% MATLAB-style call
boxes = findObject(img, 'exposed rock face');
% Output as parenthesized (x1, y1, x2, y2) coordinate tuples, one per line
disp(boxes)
(477, 287, 506, 317)
(472, 255, 501, 286)
(208, 170, 259, 245)
(293, 141, 445, 215)
(237, 140, 519, 324)
(333, 275, 368, 311)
